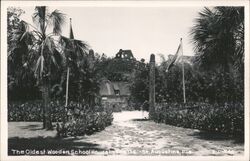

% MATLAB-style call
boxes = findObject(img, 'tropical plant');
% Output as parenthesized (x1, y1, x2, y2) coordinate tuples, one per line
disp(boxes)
(153, 102, 244, 138)
(189, 7, 244, 104)
(8, 6, 66, 129)
(76, 49, 101, 106)
(56, 102, 113, 137)
(7, 7, 40, 101)
(59, 18, 89, 106)
(190, 7, 244, 73)
(60, 33, 102, 106)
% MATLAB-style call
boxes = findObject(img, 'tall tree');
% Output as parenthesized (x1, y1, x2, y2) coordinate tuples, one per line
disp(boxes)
(190, 7, 244, 73)
(59, 18, 89, 104)
(8, 6, 66, 129)
(7, 8, 39, 101)
(190, 7, 244, 103)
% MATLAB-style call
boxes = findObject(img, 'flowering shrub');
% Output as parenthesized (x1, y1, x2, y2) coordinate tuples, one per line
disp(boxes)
(8, 100, 65, 122)
(8, 100, 114, 137)
(102, 102, 135, 112)
(57, 102, 113, 137)
(153, 102, 244, 136)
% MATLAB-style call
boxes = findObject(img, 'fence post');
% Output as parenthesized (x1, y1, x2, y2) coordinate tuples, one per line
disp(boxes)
(149, 54, 155, 119)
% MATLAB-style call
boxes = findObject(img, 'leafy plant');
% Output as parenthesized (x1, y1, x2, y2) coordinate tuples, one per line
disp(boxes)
(8, 6, 66, 129)
(153, 102, 244, 137)
(56, 102, 113, 137)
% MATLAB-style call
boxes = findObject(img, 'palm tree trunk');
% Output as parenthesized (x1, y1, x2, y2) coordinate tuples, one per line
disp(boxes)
(42, 81, 52, 129)
(42, 55, 53, 130)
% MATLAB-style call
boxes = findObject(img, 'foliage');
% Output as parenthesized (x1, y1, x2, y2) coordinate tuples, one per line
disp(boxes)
(160, 63, 243, 103)
(56, 102, 113, 137)
(129, 7, 244, 105)
(55, 48, 103, 105)
(8, 100, 65, 122)
(96, 55, 138, 82)
(7, 7, 40, 101)
(8, 100, 114, 137)
(8, 6, 66, 83)
(7, 7, 26, 54)
(129, 61, 149, 105)
(102, 102, 135, 112)
(7, 6, 67, 129)
(190, 7, 244, 73)
(130, 55, 244, 104)
(74, 51, 101, 105)
(153, 102, 244, 136)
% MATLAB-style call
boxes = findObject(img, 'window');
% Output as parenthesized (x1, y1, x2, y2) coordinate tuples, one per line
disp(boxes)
(114, 90, 120, 95)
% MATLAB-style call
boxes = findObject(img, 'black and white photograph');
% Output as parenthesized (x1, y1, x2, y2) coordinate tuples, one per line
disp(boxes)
(1, 0, 249, 161)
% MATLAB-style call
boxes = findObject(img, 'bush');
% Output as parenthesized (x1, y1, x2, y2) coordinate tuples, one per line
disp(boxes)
(153, 102, 244, 136)
(56, 102, 113, 137)
(101, 102, 136, 112)
(8, 100, 65, 122)
(8, 100, 114, 137)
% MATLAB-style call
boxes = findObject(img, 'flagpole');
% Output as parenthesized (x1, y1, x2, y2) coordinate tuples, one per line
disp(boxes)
(65, 18, 73, 107)
(181, 38, 186, 103)
(65, 67, 69, 107)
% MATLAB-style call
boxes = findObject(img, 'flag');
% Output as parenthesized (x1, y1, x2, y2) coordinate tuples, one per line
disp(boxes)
(166, 39, 183, 72)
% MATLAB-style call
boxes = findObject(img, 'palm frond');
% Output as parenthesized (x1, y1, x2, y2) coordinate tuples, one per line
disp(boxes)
(48, 10, 65, 35)
(59, 36, 89, 56)
(32, 6, 47, 34)
(8, 20, 34, 58)
(51, 48, 63, 69)
(51, 55, 59, 68)
(44, 36, 54, 54)
(189, 7, 244, 71)
(20, 31, 34, 46)
(34, 55, 44, 79)
(43, 36, 63, 69)
(59, 35, 72, 49)
(74, 39, 89, 55)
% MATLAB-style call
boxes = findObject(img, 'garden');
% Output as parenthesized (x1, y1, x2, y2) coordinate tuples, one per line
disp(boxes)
(6, 5, 245, 155)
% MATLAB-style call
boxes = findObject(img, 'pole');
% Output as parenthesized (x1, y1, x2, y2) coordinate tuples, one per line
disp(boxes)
(65, 18, 73, 107)
(149, 54, 156, 119)
(181, 38, 186, 103)
(65, 67, 69, 106)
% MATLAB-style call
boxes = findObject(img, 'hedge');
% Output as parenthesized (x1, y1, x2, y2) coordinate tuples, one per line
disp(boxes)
(8, 100, 114, 137)
(56, 102, 113, 137)
(153, 102, 244, 136)
(8, 100, 65, 122)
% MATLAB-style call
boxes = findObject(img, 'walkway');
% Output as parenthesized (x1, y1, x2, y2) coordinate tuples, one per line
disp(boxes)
(80, 111, 243, 156)
(8, 111, 244, 156)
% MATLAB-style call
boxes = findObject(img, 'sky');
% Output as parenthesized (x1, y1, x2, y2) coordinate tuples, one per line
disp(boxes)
(20, 6, 203, 63)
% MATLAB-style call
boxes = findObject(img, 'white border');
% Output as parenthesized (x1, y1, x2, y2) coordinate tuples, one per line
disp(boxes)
(1, 1, 249, 161)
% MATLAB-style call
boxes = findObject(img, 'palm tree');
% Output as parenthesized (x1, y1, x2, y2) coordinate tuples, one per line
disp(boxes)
(59, 18, 89, 105)
(8, 6, 66, 129)
(7, 8, 37, 101)
(190, 7, 244, 103)
(190, 7, 244, 73)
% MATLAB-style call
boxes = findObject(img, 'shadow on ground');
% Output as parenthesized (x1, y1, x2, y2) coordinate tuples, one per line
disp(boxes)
(131, 118, 150, 122)
(8, 136, 107, 155)
(189, 131, 244, 144)
(19, 124, 44, 131)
